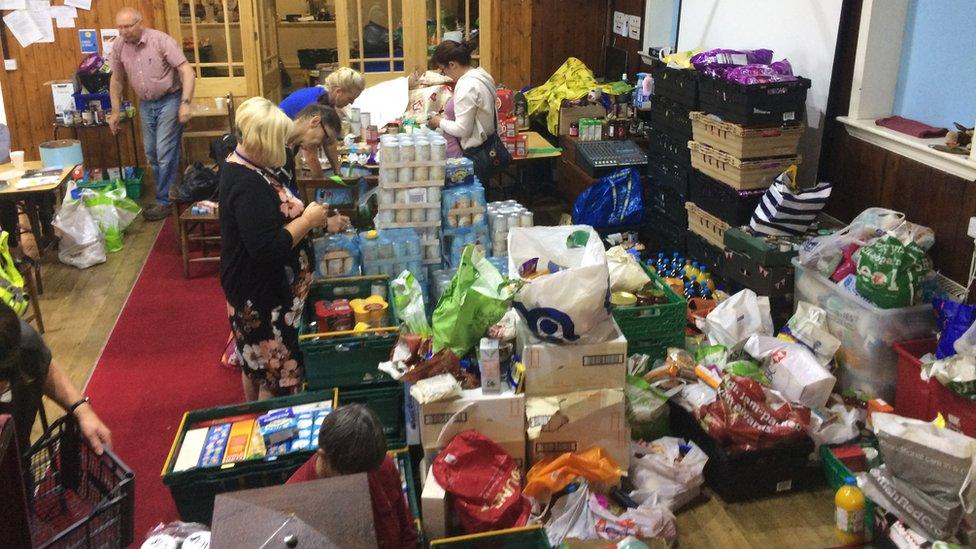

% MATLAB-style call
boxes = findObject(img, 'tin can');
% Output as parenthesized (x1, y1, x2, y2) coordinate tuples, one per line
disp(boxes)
(520, 211, 534, 227)
(491, 211, 508, 233)
(81, 110, 93, 125)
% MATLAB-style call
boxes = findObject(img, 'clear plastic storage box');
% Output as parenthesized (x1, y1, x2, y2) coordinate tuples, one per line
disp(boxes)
(792, 258, 937, 401)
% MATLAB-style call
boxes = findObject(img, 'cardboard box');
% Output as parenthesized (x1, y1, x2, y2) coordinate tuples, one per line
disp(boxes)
(417, 388, 525, 453)
(517, 318, 627, 396)
(421, 466, 449, 540)
(558, 103, 606, 136)
(424, 438, 527, 475)
(526, 388, 630, 467)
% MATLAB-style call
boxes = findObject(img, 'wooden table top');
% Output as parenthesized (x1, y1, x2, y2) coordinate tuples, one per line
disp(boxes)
(519, 131, 562, 160)
(0, 161, 75, 196)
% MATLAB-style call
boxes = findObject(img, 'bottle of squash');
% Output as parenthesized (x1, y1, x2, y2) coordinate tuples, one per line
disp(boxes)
(835, 476, 865, 544)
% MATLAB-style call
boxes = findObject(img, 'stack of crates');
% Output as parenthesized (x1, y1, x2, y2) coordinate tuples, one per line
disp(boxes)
(643, 58, 700, 255)
(685, 73, 811, 326)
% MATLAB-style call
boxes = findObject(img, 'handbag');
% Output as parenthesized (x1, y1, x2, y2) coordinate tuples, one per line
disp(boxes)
(749, 166, 832, 236)
(463, 79, 512, 182)
(176, 162, 220, 203)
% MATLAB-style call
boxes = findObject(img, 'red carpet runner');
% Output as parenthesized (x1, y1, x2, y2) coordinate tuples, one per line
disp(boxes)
(85, 218, 239, 540)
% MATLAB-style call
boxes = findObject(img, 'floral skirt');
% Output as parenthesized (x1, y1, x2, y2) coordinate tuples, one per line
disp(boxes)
(227, 297, 305, 393)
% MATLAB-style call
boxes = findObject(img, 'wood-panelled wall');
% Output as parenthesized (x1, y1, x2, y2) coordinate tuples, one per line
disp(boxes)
(489, 0, 610, 91)
(607, 0, 646, 78)
(0, 0, 165, 168)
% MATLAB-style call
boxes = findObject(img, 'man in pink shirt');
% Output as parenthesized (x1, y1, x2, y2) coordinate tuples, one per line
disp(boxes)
(108, 7, 196, 221)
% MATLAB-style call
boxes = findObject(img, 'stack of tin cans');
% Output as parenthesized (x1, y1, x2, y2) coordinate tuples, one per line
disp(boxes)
(487, 200, 534, 257)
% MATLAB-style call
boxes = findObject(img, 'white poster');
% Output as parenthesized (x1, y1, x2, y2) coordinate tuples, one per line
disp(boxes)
(51, 5, 76, 18)
(27, 0, 54, 43)
(100, 28, 119, 56)
(2, 10, 42, 48)
(612, 11, 626, 36)
(0, 0, 26, 9)
(55, 17, 75, 28)
(64, 0, 91, 11)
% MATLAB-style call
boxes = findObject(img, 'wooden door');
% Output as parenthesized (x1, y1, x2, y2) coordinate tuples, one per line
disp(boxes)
(335, 0, 426, 86)
(167, 0, 249, 98)
(425, 0, 492, 73)
(249, 0, 282, 101)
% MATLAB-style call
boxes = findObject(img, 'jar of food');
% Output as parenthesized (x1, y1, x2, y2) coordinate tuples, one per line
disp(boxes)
(569, 121, 579, 137)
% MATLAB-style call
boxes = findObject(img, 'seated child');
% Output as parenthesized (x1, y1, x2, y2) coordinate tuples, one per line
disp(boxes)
(287, 404, 417, 548)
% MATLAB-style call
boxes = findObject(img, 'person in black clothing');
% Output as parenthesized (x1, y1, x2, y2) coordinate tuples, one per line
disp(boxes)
(220, 97, 350, 401)
(0, 302, 112, 453)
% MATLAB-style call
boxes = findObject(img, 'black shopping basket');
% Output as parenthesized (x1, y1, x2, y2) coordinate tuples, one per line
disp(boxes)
(23, 413, 135, 548)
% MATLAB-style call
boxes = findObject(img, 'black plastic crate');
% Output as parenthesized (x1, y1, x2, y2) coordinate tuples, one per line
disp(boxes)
(698, 76, 811, 127)
(650, 95, 694, 141)
(646, 126, 691, 167)
(339, 384, 406, 449)
(647, 183, 688, 225)
(647, 154, 691, 198)
(723, 248, 794, 297)
(642, 213, 687, 255)
(688, 171, 765, 226)
(649, 58, 699, 107)
(669, 404, 820, 502)
(686, 232, 725, 277)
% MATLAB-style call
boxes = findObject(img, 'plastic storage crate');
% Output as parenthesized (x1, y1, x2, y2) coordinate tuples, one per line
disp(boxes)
(647, 182, 688, 226)
(689, 141, 799, 191)
(649, 59, 699, 106)
(340, 384, 407, 448)
(686, 232, 726, 277)
(23, 414, 134, 549)
(430, 525, 549, 548)
(793, 259, 937, 402)
(685, 201, 730, 249)
(650, 95, 694, 140)
(72, 92, 111, 111)
(689, 171, 765, 226)
(647, 154, 691, 198)
(647, 126, 691, 167)
(611, 265, 686, 361)
(723, 226, 798, 267)
(895, 338, 976, 437)
(299, 276, 399, 390)
(124, 167, 144, 199)
(642, 214, 687, 255)
(670, 403, 820, 502)
(690, 111, 803, 158)
(698, 76, 811, 127)
(723, 248, 794, 297)
(161, 389, 339, 524)
(821, 443, 878, 541)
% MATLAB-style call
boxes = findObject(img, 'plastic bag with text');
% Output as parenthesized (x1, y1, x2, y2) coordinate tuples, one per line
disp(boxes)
(629, 437, 707, 511)
(589, 495, 677, 543)
(697, 375, 811, 452)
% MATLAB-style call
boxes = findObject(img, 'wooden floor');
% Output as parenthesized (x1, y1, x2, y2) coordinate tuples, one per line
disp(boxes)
(21, 210, 838, 548)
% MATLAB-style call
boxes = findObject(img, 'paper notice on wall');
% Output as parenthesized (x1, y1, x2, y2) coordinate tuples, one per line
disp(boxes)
(55, 17, 75, 28)
(28, 0, 54, 43)
(628, 15, 641, 40)
(0, 0, 26, 9)
(613, 11, 626, 36)
(51, 5, 76, 18)
(100, 28, 119, 56)
(64, 0, 91, 10)
(3, 10, 43, 48)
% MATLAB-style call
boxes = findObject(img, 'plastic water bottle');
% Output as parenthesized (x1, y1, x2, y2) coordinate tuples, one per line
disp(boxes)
(834, 476, 865, 545)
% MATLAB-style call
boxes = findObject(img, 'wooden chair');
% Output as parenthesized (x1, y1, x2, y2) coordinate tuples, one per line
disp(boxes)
(178, 208, 221, 278)
(17, 260, 44, 333)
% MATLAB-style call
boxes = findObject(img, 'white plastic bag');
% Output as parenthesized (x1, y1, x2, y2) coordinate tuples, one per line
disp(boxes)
(545, 481, 596, 546)
(744, 335, 836, 408)
(606, 245, 650, 293)
(629, 437, 707, 511)
(53, 184, 106, 269)
(781, 301, 840, 367)
(703, 289, 773, 349)
(806, 404, 862, 449)
(798, 207, 904, 276)
(509, 226, 611, 343)
(589, 495, 677, 542)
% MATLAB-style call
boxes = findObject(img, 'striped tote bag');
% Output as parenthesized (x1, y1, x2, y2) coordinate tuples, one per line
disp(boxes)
(750, 177, 832, 236)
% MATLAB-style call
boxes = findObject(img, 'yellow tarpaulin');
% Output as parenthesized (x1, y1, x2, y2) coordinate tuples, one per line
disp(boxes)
(525, 58, 620, 135)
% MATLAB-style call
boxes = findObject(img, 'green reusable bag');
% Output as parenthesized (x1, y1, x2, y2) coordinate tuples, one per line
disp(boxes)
(431, 245, 512, 357)
(855, 235, 931, 309)
(0, 231, 28, 315)
(82, 181, 142, 252)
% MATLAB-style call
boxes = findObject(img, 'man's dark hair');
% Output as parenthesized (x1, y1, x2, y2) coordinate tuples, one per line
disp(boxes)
(0, 301, 24, 384)
(317, 403, 387, 475)
(296, 102, 341, 136)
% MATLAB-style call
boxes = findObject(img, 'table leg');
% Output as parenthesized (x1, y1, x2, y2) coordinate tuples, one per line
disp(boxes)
(181, 217, 191, 279)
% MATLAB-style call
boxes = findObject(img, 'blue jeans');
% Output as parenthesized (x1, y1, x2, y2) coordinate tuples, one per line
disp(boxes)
(139, 91, 183, 205)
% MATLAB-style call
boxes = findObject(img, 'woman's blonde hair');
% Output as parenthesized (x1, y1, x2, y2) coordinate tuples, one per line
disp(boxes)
(323, 67, 365, 96)
(234, 97, 294, 168)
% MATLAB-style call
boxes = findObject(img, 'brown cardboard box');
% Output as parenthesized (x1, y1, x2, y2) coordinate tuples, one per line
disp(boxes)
(558, 104, 607, 136)
(526, 388, 630, 468)
(417, 389, 525, 452)
(421, 466, 449, 540)
(517, 318, 627, 396)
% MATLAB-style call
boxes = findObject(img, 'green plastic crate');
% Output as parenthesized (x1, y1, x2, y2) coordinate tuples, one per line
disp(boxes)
(392, 448, 424, 546)
(124, 167, 144, 199)
(339, 384, 407, 449)
(161, 389, 338, 524)
(299, 276, 399, 390)
(821, 442, 877, 540)
(430, 525, 549, 547)
(612, 264, 687, 362)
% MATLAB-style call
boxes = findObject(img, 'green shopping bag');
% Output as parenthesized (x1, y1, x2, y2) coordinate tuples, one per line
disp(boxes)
(855, 235, 932, 309)
(0, 230, 28, 315)
(432, 245, 513, 357)
(82, 181, 142, 252)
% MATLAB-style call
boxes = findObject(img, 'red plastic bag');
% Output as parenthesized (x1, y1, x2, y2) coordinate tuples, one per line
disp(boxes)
(696, 375, 811, 452)
(432, 431, 531, 534)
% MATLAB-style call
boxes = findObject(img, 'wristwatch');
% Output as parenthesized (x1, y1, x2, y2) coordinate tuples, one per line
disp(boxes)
(68, 396, 91, 415)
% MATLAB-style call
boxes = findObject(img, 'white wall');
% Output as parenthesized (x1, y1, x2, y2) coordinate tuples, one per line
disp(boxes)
(677, 0, 844, 182)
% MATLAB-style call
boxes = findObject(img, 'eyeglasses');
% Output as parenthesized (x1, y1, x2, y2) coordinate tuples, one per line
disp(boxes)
(118, 19, 142, 30)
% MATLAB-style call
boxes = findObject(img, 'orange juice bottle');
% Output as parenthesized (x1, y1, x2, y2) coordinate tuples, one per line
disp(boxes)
(835, 476, 865, 544)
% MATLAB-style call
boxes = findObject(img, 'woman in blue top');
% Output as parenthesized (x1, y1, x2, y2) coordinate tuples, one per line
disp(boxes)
(280, 67, 365, 119)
